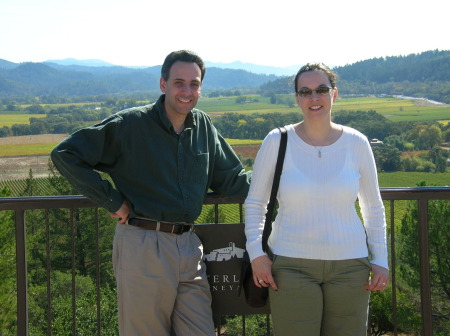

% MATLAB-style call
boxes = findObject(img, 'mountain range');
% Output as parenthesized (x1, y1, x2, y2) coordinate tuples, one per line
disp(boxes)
(0, 58, 280, 97)
(0, 49, 449, 102)
(43, 58, 301, 76)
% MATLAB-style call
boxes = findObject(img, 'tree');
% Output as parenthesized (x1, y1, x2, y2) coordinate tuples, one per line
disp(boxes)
(384, 134, 408, 151)
(25, 104, 46, 114)
(28, 271, 118, 335)
(0, 187, 17, 335)
(372, 144, 402, 172)
(443, 129, 450, 142)
(0, 126, 12, 137)
(427, 147, 449, 173)
(407, 125, 442, 150)
(270, 94, 276, 104)
(397, 182, 450, 334)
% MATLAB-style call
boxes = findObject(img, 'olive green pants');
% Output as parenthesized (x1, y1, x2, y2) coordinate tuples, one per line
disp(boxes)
(113, 223, 214, 336)
(270, 256, 371, 336)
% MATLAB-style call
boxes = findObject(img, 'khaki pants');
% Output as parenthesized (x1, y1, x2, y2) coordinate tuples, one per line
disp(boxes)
(113, 224, 214, 336)
(270, 256, 371, 336)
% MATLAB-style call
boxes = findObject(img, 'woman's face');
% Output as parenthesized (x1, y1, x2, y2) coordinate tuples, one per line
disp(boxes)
(295, 70, 338, 120)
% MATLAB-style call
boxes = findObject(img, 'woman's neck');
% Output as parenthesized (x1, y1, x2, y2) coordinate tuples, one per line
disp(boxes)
(295, 121, 342, 147)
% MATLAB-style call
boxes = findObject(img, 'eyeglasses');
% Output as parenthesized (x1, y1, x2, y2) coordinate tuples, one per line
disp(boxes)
(296, 86, 334, 97)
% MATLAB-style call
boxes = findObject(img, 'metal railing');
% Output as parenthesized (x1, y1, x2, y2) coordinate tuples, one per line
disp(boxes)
(1, 186, 449, 336)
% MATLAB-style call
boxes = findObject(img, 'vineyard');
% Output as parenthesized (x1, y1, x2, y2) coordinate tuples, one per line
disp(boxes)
(0, 177, 244, 224)
(0, 177, 56, 196)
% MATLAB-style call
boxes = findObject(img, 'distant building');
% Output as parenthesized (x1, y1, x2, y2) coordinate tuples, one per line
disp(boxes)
(370, 138, 383, 146)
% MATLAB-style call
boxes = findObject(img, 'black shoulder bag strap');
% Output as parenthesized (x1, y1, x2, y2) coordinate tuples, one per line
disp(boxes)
(262, 126, 287, 253)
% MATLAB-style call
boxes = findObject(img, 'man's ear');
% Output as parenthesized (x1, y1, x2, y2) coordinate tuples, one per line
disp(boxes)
(160, 77, 166, 93)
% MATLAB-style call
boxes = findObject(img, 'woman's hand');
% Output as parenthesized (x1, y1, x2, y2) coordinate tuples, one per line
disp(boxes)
(251, 255, 278, 291)
(366, 264, 389, 291)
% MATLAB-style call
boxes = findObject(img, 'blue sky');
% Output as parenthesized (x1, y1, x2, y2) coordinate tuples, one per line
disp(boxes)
(2, 0, 449, 68)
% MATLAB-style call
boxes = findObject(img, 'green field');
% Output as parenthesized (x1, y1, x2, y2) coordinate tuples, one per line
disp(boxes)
(196, 96, 450, 122)
(0, 114, 46, 127)
(334, 97, 450, 122)
(226, 139, 263, 145)
(0, 97, 449, 128)
(378, 172, 450, 187)
(0, 143, 58, 156)
(0, 139, 259, 157)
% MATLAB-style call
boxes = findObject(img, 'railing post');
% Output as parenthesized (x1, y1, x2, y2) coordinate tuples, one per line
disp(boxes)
(45, 210, 52, 335)
(15, 210, 28, 336)
(70, 209, 77, 335)
(95, 208, 102, 336)
(389, 200, 398, 336)
(418, 199, 433, 336)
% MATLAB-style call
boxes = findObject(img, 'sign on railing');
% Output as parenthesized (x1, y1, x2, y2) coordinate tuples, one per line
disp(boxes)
(195, 223, 270, 315)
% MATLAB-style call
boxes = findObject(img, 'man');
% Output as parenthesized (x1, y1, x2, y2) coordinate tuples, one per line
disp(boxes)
(51, 50, 250, 335)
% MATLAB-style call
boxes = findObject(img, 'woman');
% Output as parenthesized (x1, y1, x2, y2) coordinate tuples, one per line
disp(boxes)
(244, 63, 389, 335)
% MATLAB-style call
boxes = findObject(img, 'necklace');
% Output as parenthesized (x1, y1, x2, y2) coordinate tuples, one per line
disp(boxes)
(301, 123, 333, 158)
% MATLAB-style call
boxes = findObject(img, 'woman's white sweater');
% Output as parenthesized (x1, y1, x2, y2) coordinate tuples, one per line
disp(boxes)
(244, 124, 388, 269)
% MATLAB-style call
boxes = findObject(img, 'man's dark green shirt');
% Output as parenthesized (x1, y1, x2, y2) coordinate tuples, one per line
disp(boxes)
(51, 95, 251, 223)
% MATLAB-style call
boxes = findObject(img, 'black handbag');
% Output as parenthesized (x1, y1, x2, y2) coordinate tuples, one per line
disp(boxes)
(240, 126, 287, 307)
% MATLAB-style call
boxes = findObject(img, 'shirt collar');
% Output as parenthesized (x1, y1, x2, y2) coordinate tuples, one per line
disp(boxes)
(154, 94, 196, 134)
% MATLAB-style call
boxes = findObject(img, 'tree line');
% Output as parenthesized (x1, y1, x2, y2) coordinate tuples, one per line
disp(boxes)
(213, 110, 450, 173)
(1, 50, 449, 104)
(1, 102, 449, 173)
(0, 101, 132, 137)
(259, 50, 450, 104)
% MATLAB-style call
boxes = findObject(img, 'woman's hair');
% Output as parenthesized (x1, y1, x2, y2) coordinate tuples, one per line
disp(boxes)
(161, 50, 206, 81)
(294, 63, 338, 93)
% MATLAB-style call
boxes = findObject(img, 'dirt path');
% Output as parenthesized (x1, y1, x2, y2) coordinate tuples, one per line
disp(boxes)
(0, 134, 68, 180)
(0, 135, 259, 180)
(0, 134, 67, 145)
(0, 155, 51, 179)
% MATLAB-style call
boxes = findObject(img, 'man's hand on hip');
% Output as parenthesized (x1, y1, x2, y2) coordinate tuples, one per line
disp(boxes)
(110, 200, 130, 224)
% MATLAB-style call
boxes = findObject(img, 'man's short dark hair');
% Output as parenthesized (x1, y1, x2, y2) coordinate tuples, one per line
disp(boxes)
(161, 50, 206, 81)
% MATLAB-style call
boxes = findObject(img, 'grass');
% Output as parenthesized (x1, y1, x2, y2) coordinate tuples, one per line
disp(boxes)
(0, 143, 58, 156)
(1, 97, 449, 128)
(197, 96, 450, 122)
(0, 140, 260, 157)
(378, 172, 450, 187)
(0, 114, 46, 127)
(225, 139, 263, 145)
(335, 97, 450, 121)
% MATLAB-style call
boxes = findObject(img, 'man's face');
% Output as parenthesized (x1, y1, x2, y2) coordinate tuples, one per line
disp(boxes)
(160, 61, 202, 119)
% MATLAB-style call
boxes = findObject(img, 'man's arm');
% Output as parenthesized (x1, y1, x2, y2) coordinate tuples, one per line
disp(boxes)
(209, 131, 251, 197)
(50, 120, 125, 213)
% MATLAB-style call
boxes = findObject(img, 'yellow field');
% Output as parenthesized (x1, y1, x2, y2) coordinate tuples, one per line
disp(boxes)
(0, 143, 58, 157)
(0, 134, 67, 156)
(0, 139, 261, 156)
(0, 114, 46, 127)
(225, 139, 263, 145)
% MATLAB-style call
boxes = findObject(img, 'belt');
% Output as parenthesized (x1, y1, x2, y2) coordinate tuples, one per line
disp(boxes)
(128, 218, 194, 235)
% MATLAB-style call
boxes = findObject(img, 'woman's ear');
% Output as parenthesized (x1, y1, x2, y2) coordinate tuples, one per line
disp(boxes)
(332, 87, 339, 102)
